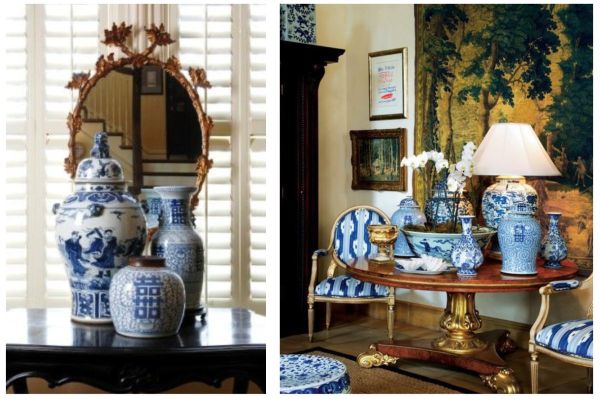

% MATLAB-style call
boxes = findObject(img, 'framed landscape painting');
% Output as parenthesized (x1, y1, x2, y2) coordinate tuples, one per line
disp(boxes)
(350, 128, 407, 191)
(414, 4, 593, 273)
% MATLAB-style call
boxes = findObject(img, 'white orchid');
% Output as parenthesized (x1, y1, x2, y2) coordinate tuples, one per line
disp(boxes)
(435, 159, 449, 172)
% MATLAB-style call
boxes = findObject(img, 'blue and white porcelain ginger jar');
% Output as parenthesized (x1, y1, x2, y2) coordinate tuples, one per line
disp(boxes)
(498, 203, 541, 275)
(424, 183, 474, 225)
(151, 186, 205, 314)
(109, 256, 185, 338)
(481, 176, 538, 229)
(450, 216, 484, 276)
(391, 196, 426, 257)
(54, 132, 146, 323)
(540, 212, 568, 269)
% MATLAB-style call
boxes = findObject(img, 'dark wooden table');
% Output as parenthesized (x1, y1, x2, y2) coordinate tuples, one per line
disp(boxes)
(6, 308, 265, 393)
(346, 257, 578, 394)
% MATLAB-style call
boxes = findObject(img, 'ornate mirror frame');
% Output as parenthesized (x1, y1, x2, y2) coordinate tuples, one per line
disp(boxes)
(65, 22, 213, 209)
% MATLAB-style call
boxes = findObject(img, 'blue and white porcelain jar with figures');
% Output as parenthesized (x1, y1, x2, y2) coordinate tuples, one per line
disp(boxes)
(54, 132, 146, 323)
(425, 182, 474, 225)
(151, 186, 205, 315)
(109, 256, 185, 338)
(450, 216, 484, 276)
(540, 212, 568, 269)
(391, 196, 426, 257)
(498, 203, 541, 275)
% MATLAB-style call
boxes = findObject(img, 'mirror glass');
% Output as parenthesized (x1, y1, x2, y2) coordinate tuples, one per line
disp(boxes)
(76, 66, 202, 191)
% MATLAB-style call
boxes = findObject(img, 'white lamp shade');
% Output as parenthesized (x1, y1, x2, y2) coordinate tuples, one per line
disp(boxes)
(473, 123, 561, 176)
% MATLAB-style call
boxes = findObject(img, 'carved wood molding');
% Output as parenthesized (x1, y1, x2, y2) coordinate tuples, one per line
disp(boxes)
(65, 22, 213, 209)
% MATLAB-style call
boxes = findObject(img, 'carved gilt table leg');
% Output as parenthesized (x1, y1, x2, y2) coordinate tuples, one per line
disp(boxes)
(432, 292, 487, 354)
(357, 344, 399, 368)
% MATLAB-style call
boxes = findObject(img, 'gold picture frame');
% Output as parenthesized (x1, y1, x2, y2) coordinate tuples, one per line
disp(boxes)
(368, 48, 408, 120)
(350, 128, 407, 191)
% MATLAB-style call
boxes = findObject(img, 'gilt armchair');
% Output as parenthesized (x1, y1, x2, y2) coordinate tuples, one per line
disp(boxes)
(307, 205, 395, 342)
(529, 275, 593, 393)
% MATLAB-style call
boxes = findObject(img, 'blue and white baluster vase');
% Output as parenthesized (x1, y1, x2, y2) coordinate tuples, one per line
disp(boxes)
(54, 132, 147, 323)
(450, 216, 484, 276)
(391, 196, 426, 257)
(497, 203, 541, 275)
(110, 256, 185, 338)
(151, 186, 205, 316)
(540, 212, 568, 269)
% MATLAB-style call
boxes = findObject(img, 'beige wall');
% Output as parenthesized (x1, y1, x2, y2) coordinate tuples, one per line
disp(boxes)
(315, 4, 590, 324)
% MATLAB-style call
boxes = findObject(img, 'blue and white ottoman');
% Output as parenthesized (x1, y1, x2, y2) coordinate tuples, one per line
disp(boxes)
(280, 354, 351, 394)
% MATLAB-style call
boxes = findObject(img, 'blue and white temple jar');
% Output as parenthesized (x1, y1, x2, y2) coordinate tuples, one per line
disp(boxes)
(540, 212, 568, 269)
(140, 188, 162, 229)
(391, 196, 426, 257)
(151, 186, 205, 314)
(424, 183, 474, 225)
(450, 216, 484, 276)
(54, 132, 146, 323)
(481, 176, 538, 229)
(109, 256, 185, 338)
(498, 203, 541, 275)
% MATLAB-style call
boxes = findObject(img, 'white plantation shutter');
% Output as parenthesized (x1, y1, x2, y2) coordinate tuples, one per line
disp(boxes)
(248, 5, 266, 310)
(5, 5, 29, 308)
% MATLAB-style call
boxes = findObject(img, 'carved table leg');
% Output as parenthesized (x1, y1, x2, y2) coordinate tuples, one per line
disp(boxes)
(481, 368, 522, 394)
(357, 344, 399, 368)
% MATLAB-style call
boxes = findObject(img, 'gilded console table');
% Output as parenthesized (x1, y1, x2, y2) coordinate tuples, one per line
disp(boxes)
(346, 257, 578, 393)
(6, 308, 265, 393)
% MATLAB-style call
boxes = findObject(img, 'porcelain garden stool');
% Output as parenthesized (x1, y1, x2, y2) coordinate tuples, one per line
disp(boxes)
(280, 354, 351, 394)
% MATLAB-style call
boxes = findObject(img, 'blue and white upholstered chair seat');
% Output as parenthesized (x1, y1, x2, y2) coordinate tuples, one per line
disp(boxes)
(280, 354, 351, 394)
(307, 206, 395, 342)
(529, 276, 593, 393)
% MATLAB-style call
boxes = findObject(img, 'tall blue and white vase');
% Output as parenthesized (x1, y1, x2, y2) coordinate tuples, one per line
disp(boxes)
(497, 203, 541, 275)
(540, 212, 568, 269)
(391, 196, 426, 257)
(151, 186, 205, 315)
(450, 216, 484, 276)
(424, 183, 474, 225)
(109, 256, 185, 338)
(54, 132, 147, 323)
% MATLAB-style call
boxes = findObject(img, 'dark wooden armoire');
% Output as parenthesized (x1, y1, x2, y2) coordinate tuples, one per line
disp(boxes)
(280, 41, 345, 337)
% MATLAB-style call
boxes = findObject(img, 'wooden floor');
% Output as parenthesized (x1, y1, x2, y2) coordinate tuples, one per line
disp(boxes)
(281, 316, 590, 394)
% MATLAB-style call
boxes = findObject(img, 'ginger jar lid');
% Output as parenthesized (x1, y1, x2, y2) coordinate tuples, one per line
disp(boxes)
(398, 196, 420, 208)
(75, 132, 124, 183)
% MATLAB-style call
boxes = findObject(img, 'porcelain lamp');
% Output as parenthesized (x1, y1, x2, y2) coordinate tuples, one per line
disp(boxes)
(473, 123, 560, 257)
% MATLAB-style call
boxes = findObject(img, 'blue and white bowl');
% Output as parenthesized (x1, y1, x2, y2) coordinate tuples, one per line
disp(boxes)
(109, 256, 185, 338)
(280, 354, 351, 394)
(402, 227, 496, 263)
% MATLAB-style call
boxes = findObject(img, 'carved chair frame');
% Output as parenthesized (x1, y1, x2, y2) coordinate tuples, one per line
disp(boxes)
(64, 22, 213, 209)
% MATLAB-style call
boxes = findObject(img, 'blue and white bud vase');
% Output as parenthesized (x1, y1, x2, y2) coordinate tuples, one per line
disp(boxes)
(498, 203, 541, 275)
(391, 196, 426, 257)
(450, 216, 483, 276)
(540, 212, 568, 269)
(54, 132, 147, 323)
(150, 186, 205, 315)
(109, 256, 185, 338)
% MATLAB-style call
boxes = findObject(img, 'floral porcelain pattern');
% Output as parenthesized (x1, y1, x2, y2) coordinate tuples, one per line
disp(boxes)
(151, 186, 204, 311)
(280, 354, 351, 394)
(498, 203, 541, 275)
(280, 5, 316, 44)
(450, 216, 484, 275)
(54, 132, 146, 323)
(109, 266, 185, 338)
(390, 196, 426, 257)
(540, 212, 568, 269)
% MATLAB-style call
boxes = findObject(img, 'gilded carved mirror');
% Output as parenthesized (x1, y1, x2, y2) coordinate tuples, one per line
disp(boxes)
(65, 22, 213, 209)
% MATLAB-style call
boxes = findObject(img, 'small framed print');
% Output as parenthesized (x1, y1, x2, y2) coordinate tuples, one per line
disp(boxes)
(141, 65, 163, 95)
(350, 128, 407, 191)
(368, 48, 408, 120)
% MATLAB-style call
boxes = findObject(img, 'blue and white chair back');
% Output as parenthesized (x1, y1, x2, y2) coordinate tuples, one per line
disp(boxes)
(332, 206, 389, 264)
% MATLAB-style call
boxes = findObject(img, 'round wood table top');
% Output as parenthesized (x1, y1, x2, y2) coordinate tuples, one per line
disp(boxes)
(345, 257, 578, 293)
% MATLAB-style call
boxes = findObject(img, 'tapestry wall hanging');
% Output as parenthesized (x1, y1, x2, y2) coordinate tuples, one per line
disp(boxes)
(414, 4, 593, 272)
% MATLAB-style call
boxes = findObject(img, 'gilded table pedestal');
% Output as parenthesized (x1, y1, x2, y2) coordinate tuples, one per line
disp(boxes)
(346, 257, 578, 393)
